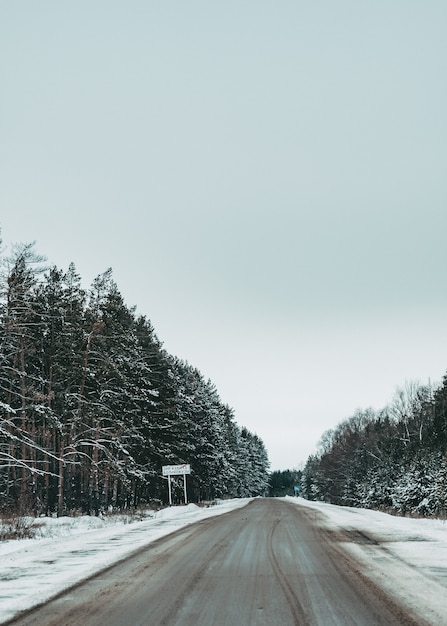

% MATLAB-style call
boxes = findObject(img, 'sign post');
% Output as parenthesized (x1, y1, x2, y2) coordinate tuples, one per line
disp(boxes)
(162, 464, 191, 506)
(167, 474, 172, 506)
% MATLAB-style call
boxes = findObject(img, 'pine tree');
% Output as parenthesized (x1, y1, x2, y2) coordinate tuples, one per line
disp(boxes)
(0, 244, 49, 513)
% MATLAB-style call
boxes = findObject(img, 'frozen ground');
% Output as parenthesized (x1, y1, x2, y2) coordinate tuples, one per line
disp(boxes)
(285, 496, 447, 625)
(0, 499, 251, 624)
(1, 497, 446, 624)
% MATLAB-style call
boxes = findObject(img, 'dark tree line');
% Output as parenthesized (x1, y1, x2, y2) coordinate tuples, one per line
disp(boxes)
(268, 469, 302, 497)
(0, 241, 269, 515)
(301, 380, 447, 516)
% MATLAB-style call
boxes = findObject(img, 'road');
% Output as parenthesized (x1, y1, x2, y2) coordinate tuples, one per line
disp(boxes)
(9, 499, 424, 626)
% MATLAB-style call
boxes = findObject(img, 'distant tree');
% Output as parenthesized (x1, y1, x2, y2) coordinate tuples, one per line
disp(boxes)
(268, 469, 302, 497)
(432, 374, 447, 450)
(390, 381, 435, 447)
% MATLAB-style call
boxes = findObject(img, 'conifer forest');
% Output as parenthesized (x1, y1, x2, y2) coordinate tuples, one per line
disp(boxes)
(0, 243, 270, 516)
(2, 241, 446, 520)
(301, 380, 447, 517)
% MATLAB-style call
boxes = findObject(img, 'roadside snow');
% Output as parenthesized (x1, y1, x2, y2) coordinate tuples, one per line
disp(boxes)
(286, 496, 447, 625)
(0, 499, 251, 624)
(2, 498, 447, 625)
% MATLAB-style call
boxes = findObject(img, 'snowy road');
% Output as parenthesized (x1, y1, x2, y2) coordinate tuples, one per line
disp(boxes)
(6, 499, 426, 626)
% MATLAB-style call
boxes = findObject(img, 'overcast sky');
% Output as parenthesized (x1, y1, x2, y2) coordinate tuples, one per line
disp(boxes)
(1, 1, 447, 471)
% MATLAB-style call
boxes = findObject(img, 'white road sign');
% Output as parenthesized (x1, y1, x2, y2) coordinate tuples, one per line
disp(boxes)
(162, 464, 191, 476)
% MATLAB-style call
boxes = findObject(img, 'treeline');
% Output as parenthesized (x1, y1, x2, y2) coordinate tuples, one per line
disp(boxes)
(0, 242, 269, 516)
(301, 380, 447, 516)
(268, 469, 302, 497)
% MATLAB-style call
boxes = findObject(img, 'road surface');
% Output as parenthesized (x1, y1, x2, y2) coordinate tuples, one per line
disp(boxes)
(9, 499, 424, 626)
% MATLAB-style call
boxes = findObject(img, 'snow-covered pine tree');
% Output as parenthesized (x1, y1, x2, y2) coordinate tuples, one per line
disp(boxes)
(0, 243, 50, 513)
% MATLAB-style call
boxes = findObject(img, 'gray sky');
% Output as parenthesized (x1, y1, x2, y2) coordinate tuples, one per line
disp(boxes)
(1, 1, 447, 470)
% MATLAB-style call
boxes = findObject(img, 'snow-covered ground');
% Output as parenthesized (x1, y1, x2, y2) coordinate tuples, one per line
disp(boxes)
(285, 496, 447, 625)
(0, 499, 251, 624)
(1, 497, 446, 625)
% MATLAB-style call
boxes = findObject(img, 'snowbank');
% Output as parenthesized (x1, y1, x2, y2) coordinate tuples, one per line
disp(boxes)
(0, 499, 251, 624)
(286, 497, 447, 625)
(2, 497, 447, 625)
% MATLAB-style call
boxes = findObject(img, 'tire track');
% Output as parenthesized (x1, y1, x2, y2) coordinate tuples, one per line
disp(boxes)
(7, 499, 429, 626)
(294, 504, 426, 626)
(159, 519, 238, 625)
(266, 515, 309, 625)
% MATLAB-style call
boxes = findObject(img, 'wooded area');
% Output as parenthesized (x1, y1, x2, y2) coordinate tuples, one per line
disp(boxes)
(301, 380, 447, 516)
(0, 242, 269, 516)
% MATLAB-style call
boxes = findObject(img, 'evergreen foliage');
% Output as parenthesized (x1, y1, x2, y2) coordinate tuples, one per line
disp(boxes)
(301, 382, 447, 517)
(0, 242, 270, 515)
(268, 469, 302, 497)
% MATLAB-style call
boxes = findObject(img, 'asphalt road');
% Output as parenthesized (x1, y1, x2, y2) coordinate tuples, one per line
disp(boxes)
(9, 499, 424, 626)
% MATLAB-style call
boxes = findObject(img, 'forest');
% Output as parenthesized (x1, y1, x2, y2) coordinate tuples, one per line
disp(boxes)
(301, 379, 447, 517)
(0, 242, 270, 516)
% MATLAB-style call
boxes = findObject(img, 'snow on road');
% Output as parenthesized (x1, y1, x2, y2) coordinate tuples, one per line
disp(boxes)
(0, 499, 251, 624)
(287, 496, 447, 626)
(1, 497, 446, 625)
